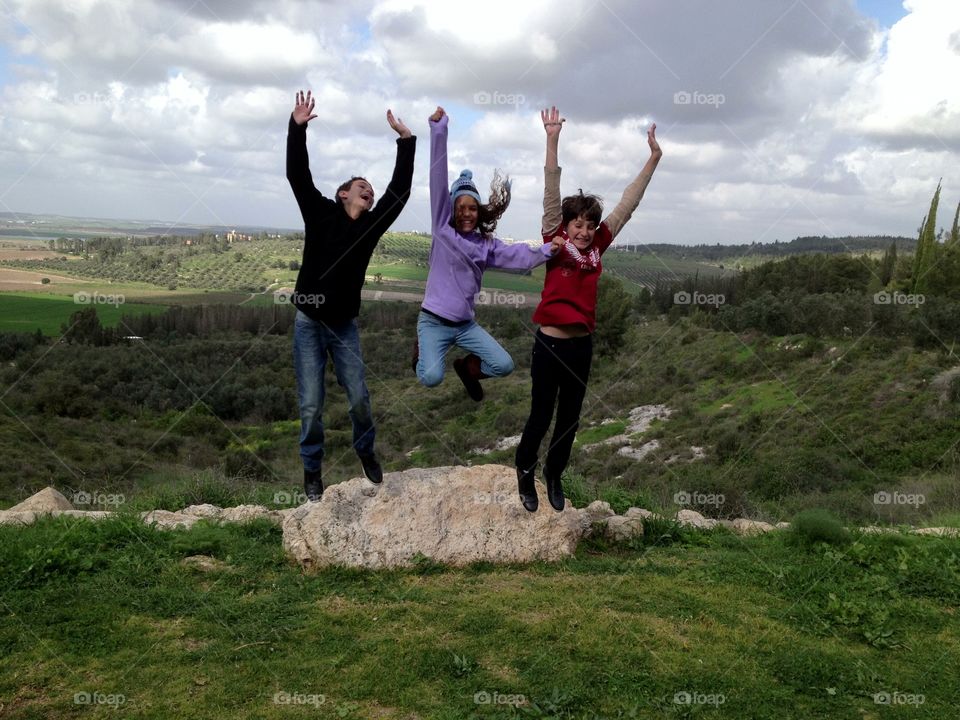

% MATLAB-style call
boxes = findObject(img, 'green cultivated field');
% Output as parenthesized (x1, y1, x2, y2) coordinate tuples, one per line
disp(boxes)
(0, 293, 167, 334)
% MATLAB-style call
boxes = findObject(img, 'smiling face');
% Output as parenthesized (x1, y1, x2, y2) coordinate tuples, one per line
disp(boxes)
(566, 215, 598, 250)
(454, 195, 479, 234)
(338, 178, 375, 213)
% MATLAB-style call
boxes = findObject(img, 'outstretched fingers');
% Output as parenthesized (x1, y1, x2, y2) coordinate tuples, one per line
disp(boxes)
(293, 89, 317, 124)
(541, 106, 564, 134)
(647, 122, 661, 155)
(387, 109, 412, 138)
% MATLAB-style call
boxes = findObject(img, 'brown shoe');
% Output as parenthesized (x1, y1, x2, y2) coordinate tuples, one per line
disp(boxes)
(453, 353, 484, 401)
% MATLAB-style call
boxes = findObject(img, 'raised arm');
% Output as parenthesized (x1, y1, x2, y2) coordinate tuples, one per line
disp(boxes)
(369, 109, 417, 233)
(429, 107, 452, 231)
(541, 106, 564, 236)
(286, 90, 325, 219)
(603, 123, 662, 239)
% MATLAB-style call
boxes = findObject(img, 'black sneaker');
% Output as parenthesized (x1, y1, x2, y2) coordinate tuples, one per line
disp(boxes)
(359, 453, 383, 484)
(544, 468, 565, 512)
(453, 356, 484, 401)
(304, 469, 323, 502)
(517, 466, 538, 513)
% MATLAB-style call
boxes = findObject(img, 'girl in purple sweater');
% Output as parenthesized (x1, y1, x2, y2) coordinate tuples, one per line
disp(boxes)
(414, 106, 560, 401)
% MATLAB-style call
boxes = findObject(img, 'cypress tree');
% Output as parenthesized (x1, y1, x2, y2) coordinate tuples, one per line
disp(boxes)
(949, 199, 960, 248)
(913, 182, 941, 294)
(879, 242, 897, 286)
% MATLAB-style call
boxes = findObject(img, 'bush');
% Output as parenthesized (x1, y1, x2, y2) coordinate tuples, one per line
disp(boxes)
(790, 509, 851, 546)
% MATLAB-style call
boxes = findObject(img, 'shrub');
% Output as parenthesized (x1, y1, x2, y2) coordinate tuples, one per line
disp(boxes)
(790, 509, 851, 547)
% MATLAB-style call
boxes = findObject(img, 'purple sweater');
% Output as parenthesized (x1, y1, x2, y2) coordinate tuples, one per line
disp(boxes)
(423, 115, 551, 322)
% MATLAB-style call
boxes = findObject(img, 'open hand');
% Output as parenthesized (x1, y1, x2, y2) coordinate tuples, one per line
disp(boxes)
(293, 90, 317, 126)
(541, 106, 564, 138)
(429, 106, 446, 123)
(387, 109, 412, 138)
(647, 123, 661, 157)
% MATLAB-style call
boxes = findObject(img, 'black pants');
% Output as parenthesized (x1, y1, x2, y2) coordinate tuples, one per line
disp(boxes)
(515, 330, 593, 478)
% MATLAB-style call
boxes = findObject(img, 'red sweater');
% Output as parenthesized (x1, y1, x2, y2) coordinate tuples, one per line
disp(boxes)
(532, 222, 614, 333)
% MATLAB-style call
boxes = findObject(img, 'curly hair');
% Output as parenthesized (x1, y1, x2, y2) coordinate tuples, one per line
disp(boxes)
(561, 190, 603, 227)
(452, 171, 511, 236)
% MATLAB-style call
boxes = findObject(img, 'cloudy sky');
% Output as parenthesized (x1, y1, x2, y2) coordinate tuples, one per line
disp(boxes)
(0, 0, 957, 245)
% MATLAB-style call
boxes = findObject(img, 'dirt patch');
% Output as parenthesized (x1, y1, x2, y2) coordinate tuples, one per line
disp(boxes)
(0, 268, 91, 289)
(0, 249, 62, 260)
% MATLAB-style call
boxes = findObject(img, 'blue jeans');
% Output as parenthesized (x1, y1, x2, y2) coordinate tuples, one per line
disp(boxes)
(293, 310, 375, 471)
(416, 310, 515, 387)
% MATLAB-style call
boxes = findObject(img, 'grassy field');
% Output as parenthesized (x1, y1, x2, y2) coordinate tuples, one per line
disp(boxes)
(0, 510, 956, 719)
(0, 292, 168, 334)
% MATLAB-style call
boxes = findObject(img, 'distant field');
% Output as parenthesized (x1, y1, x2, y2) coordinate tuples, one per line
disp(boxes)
(602, 249, 736, 290)
(0, 292, 167, 334)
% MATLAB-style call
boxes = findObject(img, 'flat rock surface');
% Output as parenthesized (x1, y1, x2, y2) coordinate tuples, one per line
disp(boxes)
(282, 464, 583, 569)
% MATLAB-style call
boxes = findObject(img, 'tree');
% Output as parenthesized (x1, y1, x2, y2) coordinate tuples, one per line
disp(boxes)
(949, 200, 960, 248)
(594, 274, 634, 357)
(912, 181, 941, 294)
(879, 242, 897, 286)
(60, 307, 115, 346)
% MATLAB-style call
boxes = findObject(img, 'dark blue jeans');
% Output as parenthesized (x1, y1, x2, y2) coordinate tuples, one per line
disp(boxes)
(293, 310, 375, 471)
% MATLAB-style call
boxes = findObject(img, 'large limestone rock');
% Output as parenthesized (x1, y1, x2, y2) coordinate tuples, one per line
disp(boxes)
(676, 509, 718, 529)
(604, 515, 644, 542)
(579, 500, 616, 536)
(9, 487, 74, 513)
(141, 510, 201, 530)
(283, 465, 583, 569)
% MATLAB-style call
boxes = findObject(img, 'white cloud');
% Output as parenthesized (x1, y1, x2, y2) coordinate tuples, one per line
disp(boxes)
(0, 0, 956, 244)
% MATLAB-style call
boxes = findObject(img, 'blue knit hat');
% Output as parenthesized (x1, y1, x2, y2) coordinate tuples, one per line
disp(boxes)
(450, 169, 482, 205)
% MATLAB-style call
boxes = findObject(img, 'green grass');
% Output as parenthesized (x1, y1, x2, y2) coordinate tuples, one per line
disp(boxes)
(573, 421, 627, 446)
(699, 380, 797, 415)
(0, 515, 956, 718)
(0, 292, 167, 334)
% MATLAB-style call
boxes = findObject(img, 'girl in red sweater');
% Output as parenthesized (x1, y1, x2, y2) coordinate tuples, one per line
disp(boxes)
(515, 106, 662, 512)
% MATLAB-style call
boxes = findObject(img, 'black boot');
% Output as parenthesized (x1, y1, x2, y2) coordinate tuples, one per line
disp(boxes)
(516, 466, 538, 512)
(304, 468, 323, 502)
(544, 468, 565, 512)
(453, 353, 486, 402)
(359, 453, 383, 484)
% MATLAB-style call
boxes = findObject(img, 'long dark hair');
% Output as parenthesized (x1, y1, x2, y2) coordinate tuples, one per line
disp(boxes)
(452, 171, 511, 236)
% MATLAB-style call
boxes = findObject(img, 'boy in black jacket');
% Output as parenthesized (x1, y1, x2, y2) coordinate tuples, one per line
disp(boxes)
(287, 90, 416, 501)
